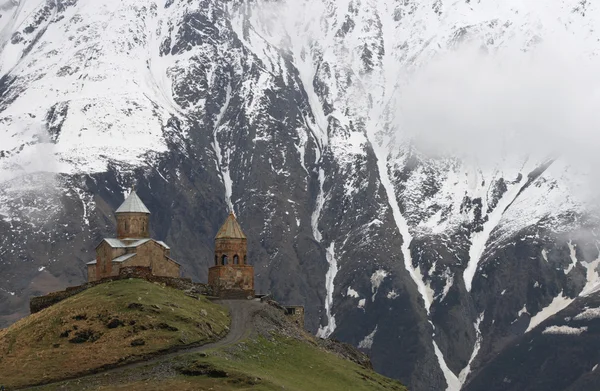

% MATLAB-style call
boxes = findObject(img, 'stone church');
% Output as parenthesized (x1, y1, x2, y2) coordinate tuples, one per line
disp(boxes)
(86, 191, 255, 298)
(208, 212, 255, 298)
(87, 191, 180, 282)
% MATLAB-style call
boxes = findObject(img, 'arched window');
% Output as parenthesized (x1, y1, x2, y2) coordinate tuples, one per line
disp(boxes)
(221, 254, 228, 265)
(214, 255, 218, 266)
(244, 255, 247, 264)
(233, 255, 239, 265)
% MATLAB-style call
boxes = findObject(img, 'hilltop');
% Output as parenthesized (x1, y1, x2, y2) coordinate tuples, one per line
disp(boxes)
(0, 279, 406, 391)
(0, 279, 230, 388)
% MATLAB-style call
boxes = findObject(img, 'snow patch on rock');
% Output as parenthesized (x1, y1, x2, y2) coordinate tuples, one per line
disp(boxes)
(358, 325, 378, 349)
(527, 292, 574, 333)
(346, 287, 359, 298)
(542, 325, 587, 335)
(565, 240, 578, 274)
(317, 242, 339, 338)
(370, 269, 389, 301)
(433, 340, 461, 391)
(574, 307, 600, 321)
(459, 312, 485, 386)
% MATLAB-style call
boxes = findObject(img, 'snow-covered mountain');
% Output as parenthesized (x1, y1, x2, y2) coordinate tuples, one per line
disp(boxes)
(2, 1, 600, 390)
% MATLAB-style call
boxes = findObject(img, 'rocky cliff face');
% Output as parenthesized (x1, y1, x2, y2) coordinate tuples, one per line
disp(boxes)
(1, 1, 600, 390)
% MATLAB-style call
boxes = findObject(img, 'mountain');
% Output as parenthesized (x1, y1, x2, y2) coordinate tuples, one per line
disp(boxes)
(1, 0, 600, 390)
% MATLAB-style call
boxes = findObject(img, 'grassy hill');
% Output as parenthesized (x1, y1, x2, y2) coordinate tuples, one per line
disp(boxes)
(0, 279, 406, 391)
(0, 279, 230, 388)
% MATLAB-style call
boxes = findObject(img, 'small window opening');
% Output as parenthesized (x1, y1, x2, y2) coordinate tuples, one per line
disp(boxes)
(233, 255, 239, 265)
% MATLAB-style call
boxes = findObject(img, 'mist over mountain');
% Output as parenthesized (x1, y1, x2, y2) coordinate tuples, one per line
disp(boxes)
(2, 1, 600, 390)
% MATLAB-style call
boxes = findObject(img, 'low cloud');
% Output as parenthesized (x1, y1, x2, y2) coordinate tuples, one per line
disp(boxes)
(397, 41, 600, 170)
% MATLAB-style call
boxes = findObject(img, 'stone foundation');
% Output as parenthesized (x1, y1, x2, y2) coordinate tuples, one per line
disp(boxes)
(208, 264, 254, 298)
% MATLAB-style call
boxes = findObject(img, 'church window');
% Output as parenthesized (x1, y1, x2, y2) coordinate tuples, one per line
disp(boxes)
(233, 255, 239, 264)
(214, 255, 218, 265)
(244, 255, 247, 264)
(222, 254, 228, 265)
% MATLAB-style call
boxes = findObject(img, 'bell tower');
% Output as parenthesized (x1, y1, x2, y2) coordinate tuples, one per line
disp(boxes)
(214, 212, 248, 266)
(115, 191, 151, 239)
(208, 212, 255, 298)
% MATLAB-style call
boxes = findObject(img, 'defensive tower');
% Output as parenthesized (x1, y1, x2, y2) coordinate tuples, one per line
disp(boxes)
(208, 212, 255, 298)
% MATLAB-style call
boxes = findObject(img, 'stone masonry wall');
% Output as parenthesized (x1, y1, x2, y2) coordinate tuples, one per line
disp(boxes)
(117, 212, 150, 239)
(208, 264, 254, 297)
(87, 263, 96, 282)
(127, 241, 179, 277)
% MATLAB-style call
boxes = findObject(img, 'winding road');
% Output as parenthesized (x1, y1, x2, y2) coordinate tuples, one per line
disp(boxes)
(21, 299, 266, 390)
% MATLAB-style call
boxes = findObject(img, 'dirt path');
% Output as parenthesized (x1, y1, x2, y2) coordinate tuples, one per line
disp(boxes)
(21, 299, 266, 390)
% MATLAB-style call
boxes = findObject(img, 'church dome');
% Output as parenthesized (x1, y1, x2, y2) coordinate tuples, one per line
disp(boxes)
(116, 191, 151, 214)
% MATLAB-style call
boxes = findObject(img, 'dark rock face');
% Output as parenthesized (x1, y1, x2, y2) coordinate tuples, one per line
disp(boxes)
(1, 1, 599, 391)
(464, 291, 600, 391)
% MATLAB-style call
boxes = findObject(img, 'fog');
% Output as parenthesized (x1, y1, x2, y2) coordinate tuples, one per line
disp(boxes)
(398, 41, 600, 169)
(0, 126, 61, 184)
(252, 1, 600, 169)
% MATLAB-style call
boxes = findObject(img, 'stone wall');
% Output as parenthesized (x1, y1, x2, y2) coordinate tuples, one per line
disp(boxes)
(118, 266, 154, 279)
(208, 264, 254, 298)
(30, 285, 91, 314)
(87, 263, 96, 282)
(30, 268, 211, 314)
(120, 241, 180, 278)
(117, 212, 150, 239)
(93, 241, 126, 281)
(284, 306, 305, 328)
(159, 257, 180, 277)
(133, 241, 179, 277)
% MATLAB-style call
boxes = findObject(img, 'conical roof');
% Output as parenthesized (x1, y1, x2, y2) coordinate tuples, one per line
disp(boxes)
(216, 212, 246, 239)
(116, 191, 151, 214)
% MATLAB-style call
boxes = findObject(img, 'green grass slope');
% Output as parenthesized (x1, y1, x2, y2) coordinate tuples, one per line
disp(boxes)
(34, 335, 406, 391)
(0, 279, 230, 388)
(31, 301, 407, 391)
(178, 336, 408, 391)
